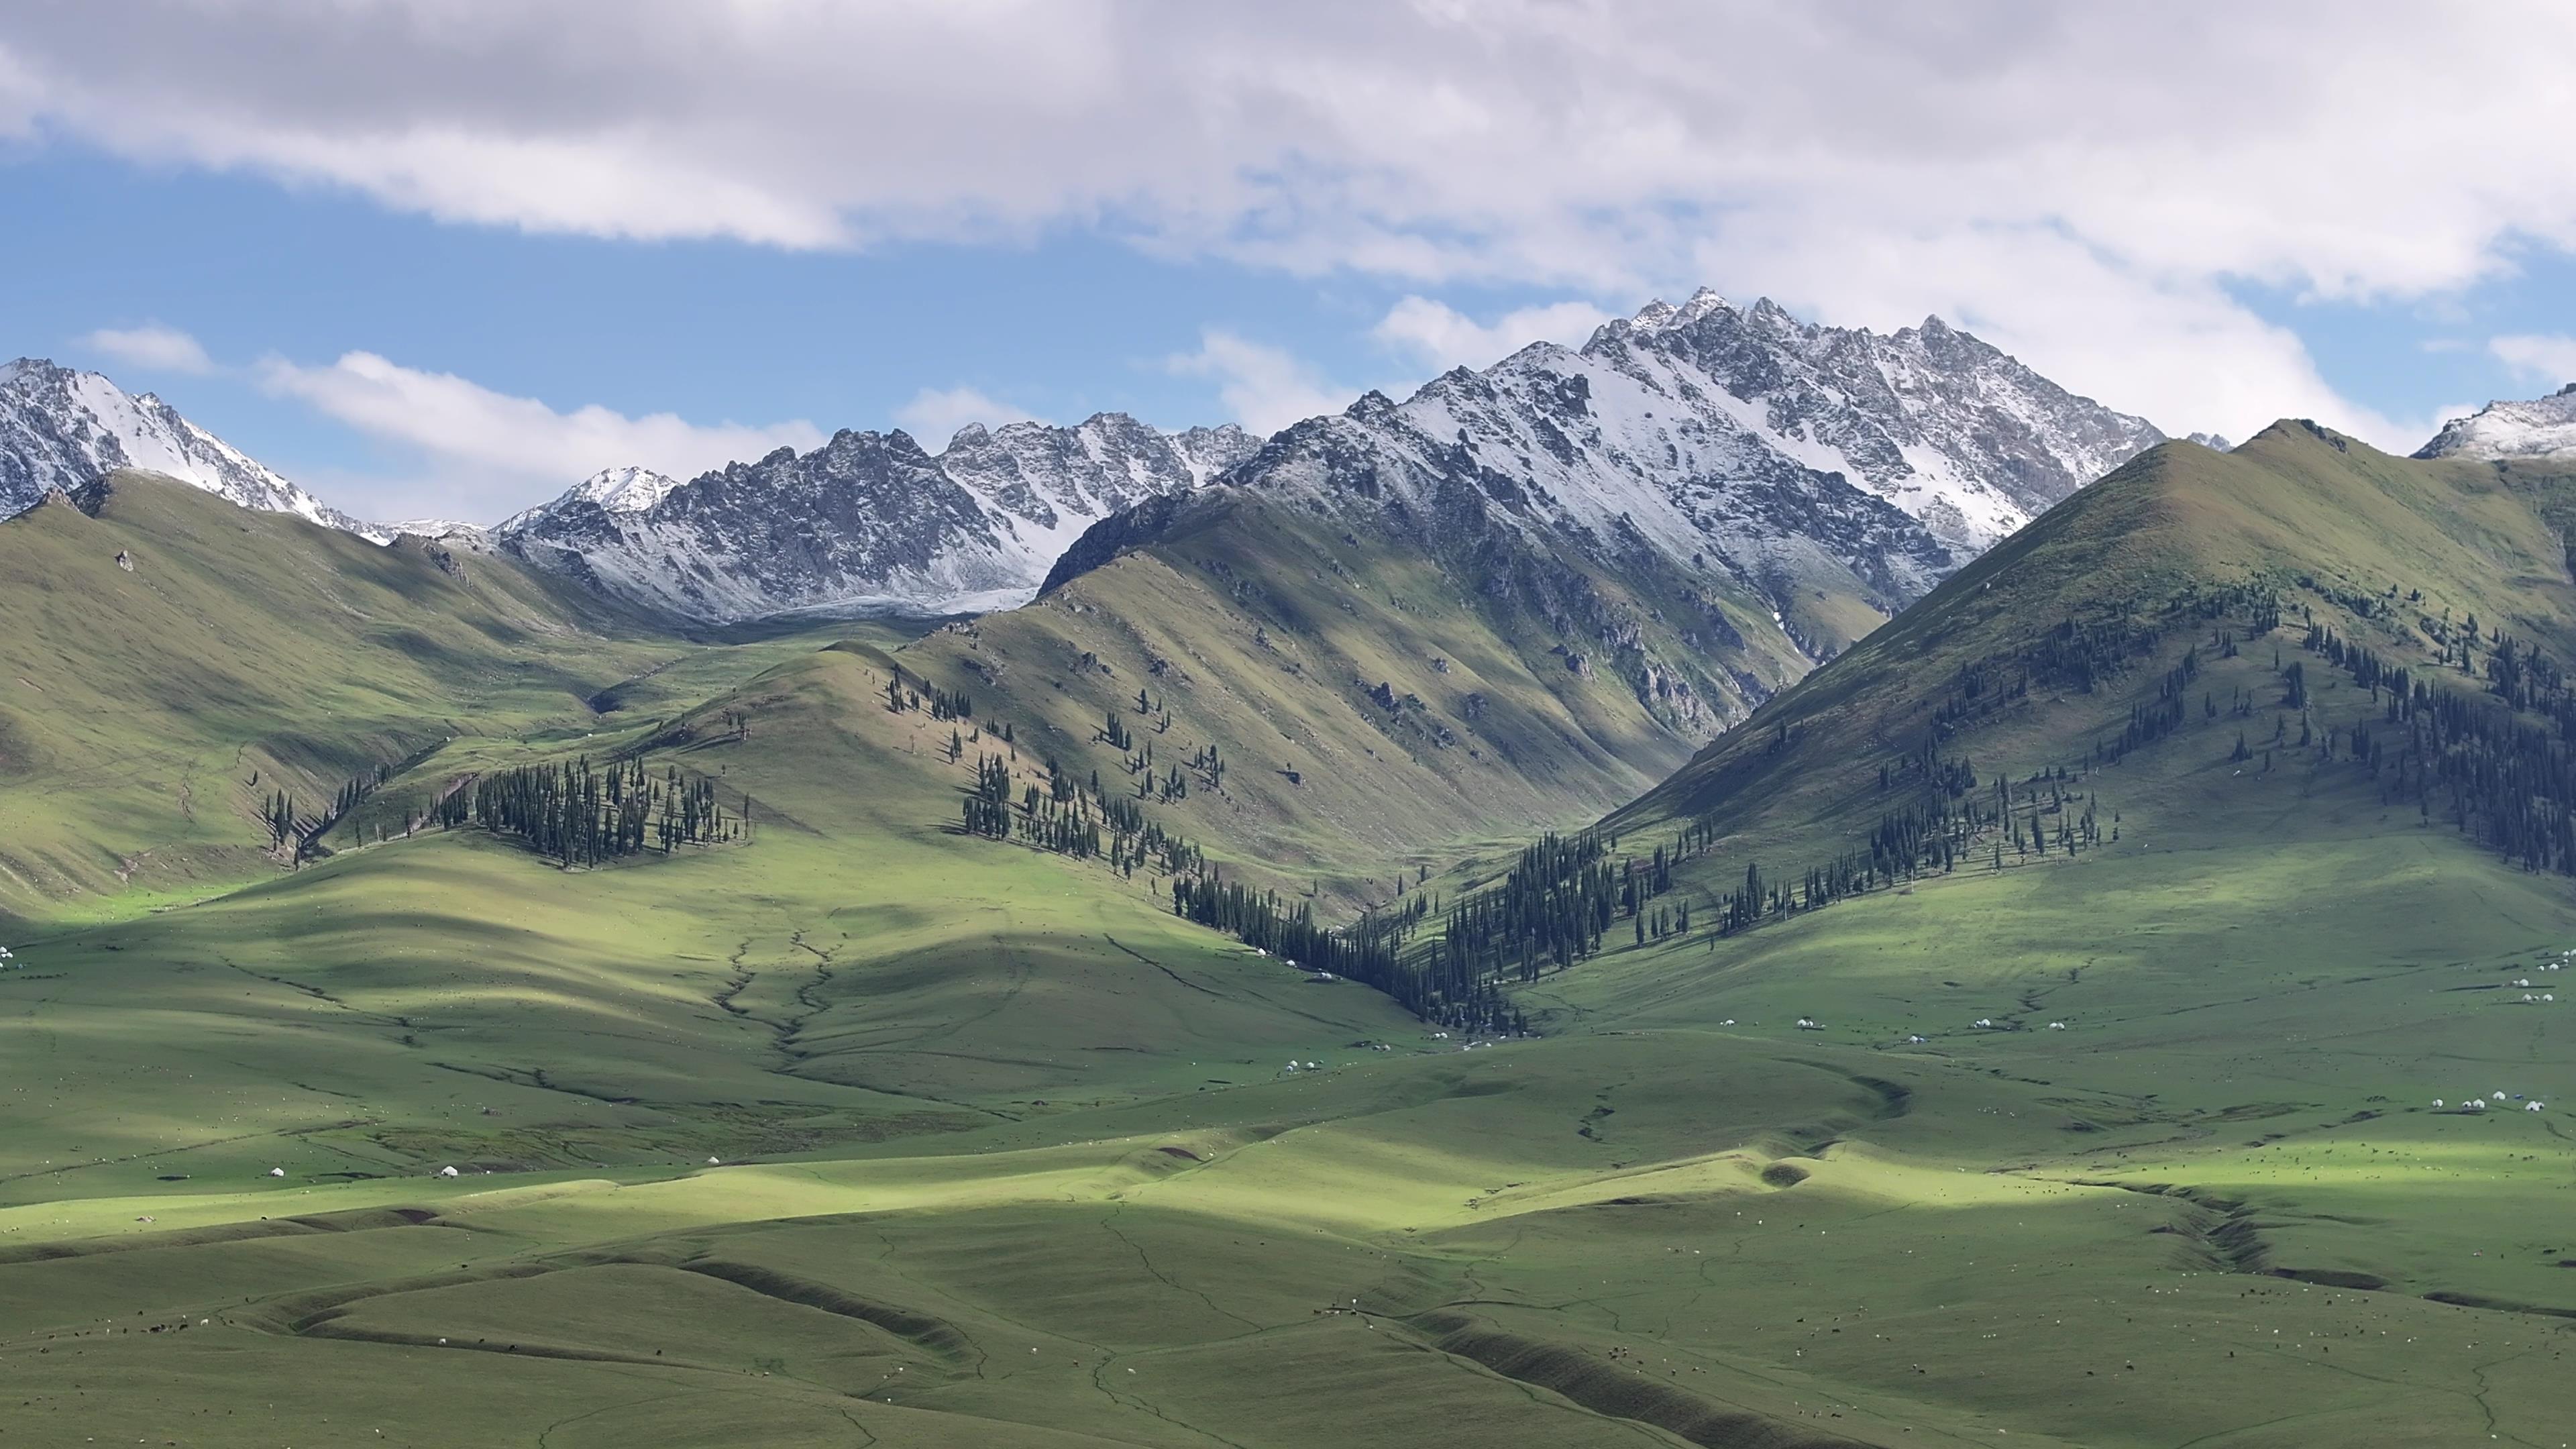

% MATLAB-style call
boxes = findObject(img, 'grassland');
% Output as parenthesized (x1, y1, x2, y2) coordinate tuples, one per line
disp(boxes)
(4, 441, 2576, 1444)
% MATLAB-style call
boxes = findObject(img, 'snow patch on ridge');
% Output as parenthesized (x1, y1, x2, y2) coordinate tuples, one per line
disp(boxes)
(2416, 384, 2576, 462)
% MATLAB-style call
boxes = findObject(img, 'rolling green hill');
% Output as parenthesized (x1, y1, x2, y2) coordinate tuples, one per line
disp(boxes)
(0, 471, 914, 920)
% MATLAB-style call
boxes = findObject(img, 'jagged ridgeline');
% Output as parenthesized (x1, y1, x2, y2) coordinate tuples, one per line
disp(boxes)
(1579, 422, 2576, 952)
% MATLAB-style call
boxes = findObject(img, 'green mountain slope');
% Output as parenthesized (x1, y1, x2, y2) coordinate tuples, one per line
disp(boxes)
(1606, 422, 2576, 865)
(0, 471, 899, 919)
(1456, 422, 2576, 1342)
(890, 484, 1824, 902)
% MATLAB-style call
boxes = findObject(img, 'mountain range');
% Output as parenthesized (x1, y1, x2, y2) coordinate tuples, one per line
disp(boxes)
(10, 319, 2573, 645)
(1, 294, 2170, 627)
(490, 414, 1259, 620)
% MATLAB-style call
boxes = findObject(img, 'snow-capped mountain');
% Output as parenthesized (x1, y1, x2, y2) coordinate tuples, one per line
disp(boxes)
(500, 414, 1258, 621)
(0, 357, 378, 537)
(2415, 384, 2576, 462)
(1583, 290, 2161, 553)
(1055, 292, 2161, 623)
(561, 464, 685, 515)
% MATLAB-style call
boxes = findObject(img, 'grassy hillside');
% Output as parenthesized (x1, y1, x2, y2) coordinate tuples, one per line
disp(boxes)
(891, 488, 1828, 906)
(1407, 422, 2576, 1437)
(5, 431, 2576, 1444)
(0, 472, 912, 920)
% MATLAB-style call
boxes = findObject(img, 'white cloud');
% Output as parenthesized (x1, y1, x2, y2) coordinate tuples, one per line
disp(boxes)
(1372, 297, 1611, 371)
(7, 5, 2576, 436)
(80, 323, 215, 375)
(1169, 331, 1352, 435)
(2491, 334, 2576, 386)
(256, 350, 822, 519)
(894, 385, 1038, 443)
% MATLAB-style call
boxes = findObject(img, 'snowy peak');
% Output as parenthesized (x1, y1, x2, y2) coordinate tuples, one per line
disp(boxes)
(569, 465, 684, 513)
(499, 411, 1254, 623)
(2414, 384, 2576, 462)
(1568, 295, 2163, 551)
(0, 356, 378, 538)
(1167, 292, 2162, 653)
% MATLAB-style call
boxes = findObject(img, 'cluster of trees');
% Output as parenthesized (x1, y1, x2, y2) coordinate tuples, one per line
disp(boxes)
(260, 751, 419, 859)
(1169, 873, 1486, 1022)
(1709, 761, 2107, 938)
(1433, 833, 1623, 990)
(1937, 612, 2167, 736)
(961, 751, 1203, 878)
(466, 756, 744, 867)
(2291, 622, 2576, 875)
(884, 669, 973, 721)
(260, 789, 299, 849)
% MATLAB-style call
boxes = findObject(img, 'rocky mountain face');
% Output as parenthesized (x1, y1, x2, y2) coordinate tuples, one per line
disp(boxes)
(498, 414, 1258, 621)
(1055, 291, 2163, 649)
(2416, 383, 2576, 462)
(0, 358, 378, 537)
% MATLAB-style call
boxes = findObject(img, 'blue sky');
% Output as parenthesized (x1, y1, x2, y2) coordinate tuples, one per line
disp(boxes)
(3, 3, 2571, 522)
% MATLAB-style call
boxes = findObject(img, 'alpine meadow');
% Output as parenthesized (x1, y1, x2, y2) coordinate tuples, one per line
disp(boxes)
(5, 9, 2576, 1448)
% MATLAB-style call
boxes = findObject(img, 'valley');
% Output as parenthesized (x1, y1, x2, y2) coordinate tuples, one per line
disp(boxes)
(4, 366, 2575, 1446)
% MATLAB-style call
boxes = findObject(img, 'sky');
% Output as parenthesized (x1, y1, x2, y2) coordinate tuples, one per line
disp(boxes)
(3, 1, 2573, 524)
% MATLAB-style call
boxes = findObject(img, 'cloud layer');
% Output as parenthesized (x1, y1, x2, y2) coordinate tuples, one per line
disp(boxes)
(256, 349, 822, 520)
(80, 324, 215, 375)
(2491, 335, 2576, 388)
(1372, 297, 1613, 372)
(1171, 331, 1355, 435)
(9, 3, 2576, 447)
(894, 386, 1039, 442)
